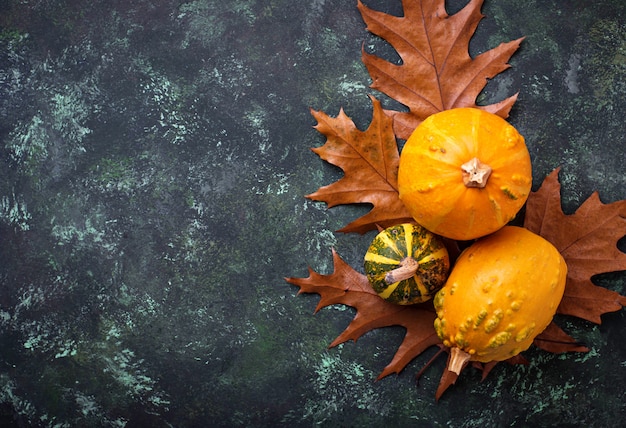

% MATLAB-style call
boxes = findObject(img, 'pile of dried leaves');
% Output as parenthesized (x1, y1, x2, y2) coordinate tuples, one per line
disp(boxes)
(286, 0, 626, 399)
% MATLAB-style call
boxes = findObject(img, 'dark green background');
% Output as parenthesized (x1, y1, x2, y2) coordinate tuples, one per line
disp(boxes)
(1, 0, 624, 426)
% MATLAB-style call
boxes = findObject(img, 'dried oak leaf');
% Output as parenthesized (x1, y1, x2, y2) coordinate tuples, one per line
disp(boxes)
(533, 321, 589, 354)
(307, 96, 413, 234)
(285, 249, 441, 379)
(358, 0, 523, 139)
(524, 168, 626, 324)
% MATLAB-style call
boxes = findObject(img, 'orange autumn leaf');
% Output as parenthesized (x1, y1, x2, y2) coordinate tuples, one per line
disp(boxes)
(285, 249, 441, 379)
(524, 168, 626, 324)
(358, 0, 523, 139)
(307, 96, 413, 234)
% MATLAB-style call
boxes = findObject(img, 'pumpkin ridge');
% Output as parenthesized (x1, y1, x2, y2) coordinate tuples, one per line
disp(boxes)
(483, 148, 530, 172)
(484, 185, 505, 226)
(377, 230, 405, 258)
(439, 135, 474, 163)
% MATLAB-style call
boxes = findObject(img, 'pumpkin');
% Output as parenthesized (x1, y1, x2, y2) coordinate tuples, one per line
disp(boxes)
(364, 223, 450, 305)
(433, 226, 567, 373)
(397, 108, 532, 241)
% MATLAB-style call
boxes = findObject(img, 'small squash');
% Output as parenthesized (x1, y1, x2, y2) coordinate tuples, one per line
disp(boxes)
(398, 108, 532, 241)
(433, 226, 567, 372)
(364, 223, 450, 305)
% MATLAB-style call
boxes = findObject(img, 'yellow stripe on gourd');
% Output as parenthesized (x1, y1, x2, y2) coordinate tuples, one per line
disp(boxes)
(378, 281, 400, 299)
(377, 231, 403, 258)
(416, 254, 434, 264)
(414, 280, 430, 297)
(363, 252, 401, 265)
(420, 247, 448, 262)
(403, 223, 413, 257)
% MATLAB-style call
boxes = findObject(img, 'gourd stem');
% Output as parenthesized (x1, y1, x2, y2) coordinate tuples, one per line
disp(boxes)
(448, 347, 471, 375)
(385, 257, 419, 284)
(461, 157, 492, 188)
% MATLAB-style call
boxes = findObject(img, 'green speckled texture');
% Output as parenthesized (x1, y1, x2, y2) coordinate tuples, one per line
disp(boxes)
(0, 0, 624, 426)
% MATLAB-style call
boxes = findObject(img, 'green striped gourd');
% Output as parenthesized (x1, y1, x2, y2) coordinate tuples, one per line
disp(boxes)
(364, 223, 450, 305)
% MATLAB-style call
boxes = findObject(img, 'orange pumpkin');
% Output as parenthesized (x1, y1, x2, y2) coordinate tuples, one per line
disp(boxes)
(398, 108, 532, 241)
(433, 226, 567, 371)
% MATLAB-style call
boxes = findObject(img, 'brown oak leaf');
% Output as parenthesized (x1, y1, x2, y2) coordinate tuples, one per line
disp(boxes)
(285, 249, 441, 379)
(307, 96, 413, 234)
(524, 168, 626, 324)
(533, 321, 589, 354)
(358, 0, 523, 139)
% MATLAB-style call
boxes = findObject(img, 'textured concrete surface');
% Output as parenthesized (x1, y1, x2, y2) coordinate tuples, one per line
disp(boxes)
(0, 0, 624, 426)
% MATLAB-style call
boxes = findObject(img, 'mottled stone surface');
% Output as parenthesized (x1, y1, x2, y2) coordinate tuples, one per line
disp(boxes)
(0, 0, 624, 426)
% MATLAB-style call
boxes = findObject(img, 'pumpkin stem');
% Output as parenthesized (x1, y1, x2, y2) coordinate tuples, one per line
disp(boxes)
(461, 157, 492, 188)
(385, 257, 419, 284)
(448, 347, 471, 375)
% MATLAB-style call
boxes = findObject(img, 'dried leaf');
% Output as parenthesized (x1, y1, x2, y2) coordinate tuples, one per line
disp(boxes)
(480, 354, 528, 381)
(524, 168, 626, 324)
(533, 321, 589, 354)
(435, 364, 460, 401)
(307, 96, 413, 233)
(358, 0, 523, 139)
(285, 249, 441, 379)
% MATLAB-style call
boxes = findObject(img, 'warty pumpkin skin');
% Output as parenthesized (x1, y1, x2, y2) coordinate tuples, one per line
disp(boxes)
(398, 108, 532, 241)
(433, 226, 567, 370)
(364, 223, 450, 305)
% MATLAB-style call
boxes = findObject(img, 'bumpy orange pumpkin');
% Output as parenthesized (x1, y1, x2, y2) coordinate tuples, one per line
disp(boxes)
(398, 108, 532, 241)
(433, 226, 567, 372)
